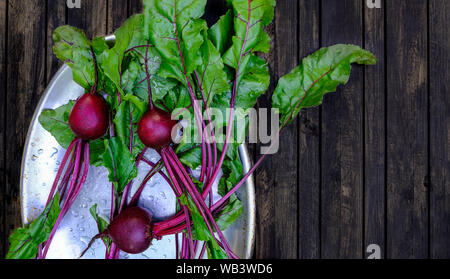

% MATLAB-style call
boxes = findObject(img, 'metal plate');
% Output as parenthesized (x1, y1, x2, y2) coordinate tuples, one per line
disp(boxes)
(20, 58, 255, 259)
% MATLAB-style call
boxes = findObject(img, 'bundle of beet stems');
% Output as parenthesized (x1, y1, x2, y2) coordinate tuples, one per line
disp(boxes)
(6, 0, 376, 260)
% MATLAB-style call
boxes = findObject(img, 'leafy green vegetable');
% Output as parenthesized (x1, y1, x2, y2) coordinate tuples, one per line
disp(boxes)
(39, 101, 76, 149)
(6, 193, 61, 259)
(89, 204, 112, 248)
(272, 44, 378, 125)
(223, 0, 275, 74)
(208, 9, 234, 55)
(102, 137, 138, 194)
(53, 26, 95, 91)
(143, 0, 208, 83)
(179, 193, 210, 241)
(100, 14, 147, 95)
(195, 31, 229, 105)
(113, 96, 147, 158)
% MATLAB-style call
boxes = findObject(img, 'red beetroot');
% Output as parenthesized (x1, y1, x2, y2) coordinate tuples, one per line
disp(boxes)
(137, 107, 176, 150)
(80, 207, 153, 257)
(107, 207, 153, 254)
(69, 93, 109, 140)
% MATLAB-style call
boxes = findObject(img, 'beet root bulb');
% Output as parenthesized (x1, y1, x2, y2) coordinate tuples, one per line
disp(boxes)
(137, 107, 176, 150)
(107, 207, 153, 254)
(69, 93, 109, 140)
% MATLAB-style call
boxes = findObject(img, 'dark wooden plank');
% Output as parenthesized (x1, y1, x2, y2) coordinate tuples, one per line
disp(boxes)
(364, 0, 386, 258)
(321, 0, 364, 259)
(252, 16, 275, 260)
(67, 0, 108, 39)
(129, 0, 143, 16)
(254, 0, 298, 259)
(0, 0, 7, 257)
(108, 0, 129, 34)
(297, 0, 321, 259)
(429, 0, 450, 259)
(46, 0, 66, 83)
(5, 0, 47, 253)
(386, 0, 428, 259)
(272, 0, 299, 259)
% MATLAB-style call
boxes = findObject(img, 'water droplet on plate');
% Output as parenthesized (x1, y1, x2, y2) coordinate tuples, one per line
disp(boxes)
(38, 149, 43, 155)
(160, 192, 166, 199)
(80, 236, 91, 245)
(31, 155, 38, 161)
(50, 147, 58, 158)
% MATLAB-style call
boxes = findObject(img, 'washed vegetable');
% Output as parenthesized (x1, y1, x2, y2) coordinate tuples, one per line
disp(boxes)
(138, 107, 176, 150)
(7, 0, 377, 260)
(6, 34, 110, 259)
(69, 93, 109, 140)
(80, 207, 153, 257)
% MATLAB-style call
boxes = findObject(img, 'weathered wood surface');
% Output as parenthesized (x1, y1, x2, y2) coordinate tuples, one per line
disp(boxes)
(0, 0, 448, 259)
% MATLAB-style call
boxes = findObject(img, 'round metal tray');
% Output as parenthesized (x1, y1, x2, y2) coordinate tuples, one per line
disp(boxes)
(20, 57, 255, 259)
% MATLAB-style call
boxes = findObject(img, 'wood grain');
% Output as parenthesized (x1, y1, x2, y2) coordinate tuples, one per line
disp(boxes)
(386, 0, 428, 259)
(67, 0, 108, 39)
(429, 0, 450, 259)
(364, 0, 386, 258)
(46, 0, 66, 83)
(129, 0, 143, 16)
(254, 15, 277, 259)
(321, 0, 364, 259)
(272, 0, 299, 259)
(297, 0, 321, 259)
(0, 0, 7, 256)
(5, 0, 47, 252)
(0, 0, 449, 260)
(108, 0, 129, 34)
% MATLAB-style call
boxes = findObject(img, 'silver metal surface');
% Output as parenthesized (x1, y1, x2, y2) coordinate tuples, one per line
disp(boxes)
(20, 55, 255, 259)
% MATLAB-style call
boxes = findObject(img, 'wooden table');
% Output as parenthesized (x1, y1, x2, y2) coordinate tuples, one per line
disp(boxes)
(0, 0, 448, 259)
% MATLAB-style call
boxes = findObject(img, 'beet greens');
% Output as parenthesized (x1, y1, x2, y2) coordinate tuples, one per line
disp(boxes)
(7, 0, 376, 260)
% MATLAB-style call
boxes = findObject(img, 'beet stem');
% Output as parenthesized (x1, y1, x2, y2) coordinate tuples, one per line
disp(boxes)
(78, 231, 107, 259)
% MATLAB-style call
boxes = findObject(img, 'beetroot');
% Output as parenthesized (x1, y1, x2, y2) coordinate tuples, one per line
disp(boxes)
(137, 107, 176, 150)
(80, 207, 153, 257)
(107, 207, 153, 254)
(69, 93, 109, 140)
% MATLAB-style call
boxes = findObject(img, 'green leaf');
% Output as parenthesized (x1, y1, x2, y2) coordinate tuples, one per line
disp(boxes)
(214, 197, 243, 232)
(206, 239, 228, 259)
(272, 44, 377, 125)
(178, 146, 202, 170)
(100, 14, 147, 96)
(162, 85, 192, 112)
(223, 0, 275, 74)
(39, 101, 76, 149)
(195, 32, 229, 105)
(102, 137, 138, 193)
(179, 193, 210, 241)
(124, 61, 178, 104)
(143, 0, 207, 83)
(89, 204, 112, 248)
(208, 9, 233, 55)
(88, 139, 106, 167)
(113, 96, 147, 158)
(6, 193, 61, 259)
(53, 26, 95, 90)
(212, 54, 269, 118)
